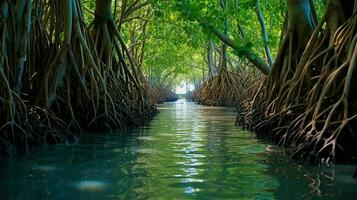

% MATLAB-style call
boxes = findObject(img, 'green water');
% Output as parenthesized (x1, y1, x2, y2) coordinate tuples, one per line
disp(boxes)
(0, 100, 356, 199)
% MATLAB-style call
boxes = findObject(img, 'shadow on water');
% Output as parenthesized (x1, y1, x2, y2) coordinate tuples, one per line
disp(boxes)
(0, 99, 356, 199)
(260, 149, 357, 200)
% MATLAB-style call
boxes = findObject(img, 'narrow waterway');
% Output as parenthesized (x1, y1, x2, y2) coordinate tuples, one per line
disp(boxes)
(0, 100, 356, 199)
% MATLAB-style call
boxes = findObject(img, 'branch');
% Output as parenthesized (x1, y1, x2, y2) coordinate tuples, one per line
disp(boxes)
(124, 0, 150, 19)
(199, 21, 270, 75)
(121, 16, 149, 23)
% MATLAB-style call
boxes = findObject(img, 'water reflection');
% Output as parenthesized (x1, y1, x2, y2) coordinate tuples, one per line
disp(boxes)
(0, 99, 356, 199)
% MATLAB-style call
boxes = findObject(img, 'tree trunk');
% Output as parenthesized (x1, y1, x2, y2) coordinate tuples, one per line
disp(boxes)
(256, 0, 274, 67)
(265, 0, 316, 106)
(207, 41, 216, 80)
(95, 0, 113, 20)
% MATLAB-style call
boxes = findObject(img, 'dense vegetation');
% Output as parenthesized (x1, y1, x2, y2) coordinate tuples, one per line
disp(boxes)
(1, 0, 356, 165)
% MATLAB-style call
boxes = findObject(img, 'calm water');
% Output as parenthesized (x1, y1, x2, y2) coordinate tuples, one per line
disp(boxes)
(0, 100, 356, 199)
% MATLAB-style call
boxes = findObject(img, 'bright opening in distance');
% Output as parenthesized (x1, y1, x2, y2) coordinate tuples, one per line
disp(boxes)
(175, 82, 194, 94)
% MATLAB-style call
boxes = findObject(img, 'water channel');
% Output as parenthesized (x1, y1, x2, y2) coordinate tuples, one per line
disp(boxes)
(0, 100, 356, 199)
